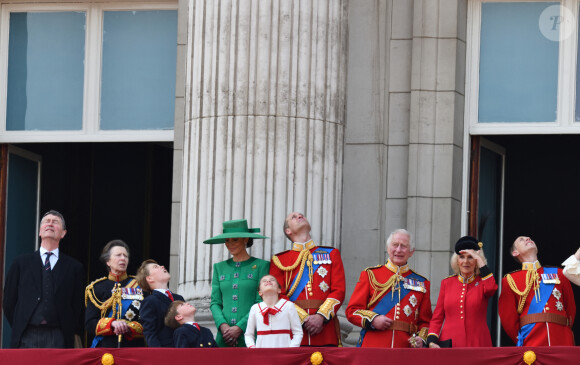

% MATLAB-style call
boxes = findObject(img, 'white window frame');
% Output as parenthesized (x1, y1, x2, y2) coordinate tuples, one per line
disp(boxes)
(0, 1, 177, 143)
(466, 0, 580, 135)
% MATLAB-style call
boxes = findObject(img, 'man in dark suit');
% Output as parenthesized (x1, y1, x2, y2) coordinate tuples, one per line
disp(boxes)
(136, 259, 184, 347)
(3, 210, 85, 348)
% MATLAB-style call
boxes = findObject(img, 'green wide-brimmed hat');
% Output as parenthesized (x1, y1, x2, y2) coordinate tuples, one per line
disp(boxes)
(203, 219, 269, 244)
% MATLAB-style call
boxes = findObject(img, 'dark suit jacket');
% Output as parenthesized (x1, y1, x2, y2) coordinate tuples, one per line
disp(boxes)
(140, 290, 184, 347)
(3, 250, 85, 348)
(174, 324, 217, 348)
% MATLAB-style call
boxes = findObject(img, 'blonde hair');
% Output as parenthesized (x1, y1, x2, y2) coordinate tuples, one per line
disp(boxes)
(450, 250, 487, 276)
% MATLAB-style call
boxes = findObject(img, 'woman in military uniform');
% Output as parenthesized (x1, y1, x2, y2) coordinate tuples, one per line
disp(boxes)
(427, 236, 497, 348)
(205, 219, 270, 347)
(85, 240, 144, 347)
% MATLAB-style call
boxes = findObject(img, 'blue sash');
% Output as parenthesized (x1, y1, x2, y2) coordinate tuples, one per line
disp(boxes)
(357, 272, 424, 347)
(91, 280, 141, 348)
(516, 267, 557, 347)
(288, 247, 334, 302)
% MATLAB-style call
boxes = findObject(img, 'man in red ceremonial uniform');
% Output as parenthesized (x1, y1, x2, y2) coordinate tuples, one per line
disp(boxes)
(270, 212, 345, 346)
(498, 236, 575, 346)
(346, 229, 432, 348)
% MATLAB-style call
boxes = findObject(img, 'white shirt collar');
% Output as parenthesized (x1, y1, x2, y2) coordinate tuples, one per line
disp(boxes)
(40, 246, 59, 259)
(154, 288, 170, 296)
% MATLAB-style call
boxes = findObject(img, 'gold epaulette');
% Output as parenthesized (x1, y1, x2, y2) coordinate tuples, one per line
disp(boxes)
(409, 270, 429, 281)
(363, 264, 384, 272)
(84, 277, 108, 307)
(503, 269, 522, 277)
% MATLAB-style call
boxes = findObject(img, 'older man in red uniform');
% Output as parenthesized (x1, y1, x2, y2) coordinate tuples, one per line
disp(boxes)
(499, 236, 575, 346)
(346, 229, 432, 348)
(270, 212, 345, 346)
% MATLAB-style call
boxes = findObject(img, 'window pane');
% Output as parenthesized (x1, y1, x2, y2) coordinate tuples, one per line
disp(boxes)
(100, 10, 177, 130)
(479, 2, 559, 123)
(6, 12, 85, 131)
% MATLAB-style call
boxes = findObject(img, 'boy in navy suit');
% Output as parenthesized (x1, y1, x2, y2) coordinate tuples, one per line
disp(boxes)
(136, 259, 185, 347)
(165, 300, 217, 348)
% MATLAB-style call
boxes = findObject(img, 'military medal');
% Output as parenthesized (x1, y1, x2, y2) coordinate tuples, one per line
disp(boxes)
(556, 301, 564, 311)
(120, 287, 143, 300)
(317, 266, 328, 278)
(403, 278, 426, 293)
(313, 251, 332, 264)
(541, 273, 560, 284)
(319, 281, 329, 292)
(552, 288, 562, 300)
(403, 305, 412, 317)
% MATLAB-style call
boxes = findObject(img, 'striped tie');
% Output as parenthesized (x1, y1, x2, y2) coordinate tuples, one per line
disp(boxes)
(44, 252, 53, 271)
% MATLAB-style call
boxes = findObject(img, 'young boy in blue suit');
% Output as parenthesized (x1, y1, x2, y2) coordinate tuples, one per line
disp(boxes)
(136, 259, 185, 347)
(165, 300, 217, 348)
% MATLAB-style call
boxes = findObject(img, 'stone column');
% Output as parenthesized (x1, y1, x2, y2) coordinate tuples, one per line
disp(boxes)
(406, 0, 467, 298)
(172, 0, 348, 307)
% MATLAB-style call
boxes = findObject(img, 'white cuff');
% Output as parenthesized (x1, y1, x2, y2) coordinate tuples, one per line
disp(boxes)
(562, 255, 580, 286)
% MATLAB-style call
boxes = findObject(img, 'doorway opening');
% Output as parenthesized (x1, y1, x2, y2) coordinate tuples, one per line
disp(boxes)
(473, 134, 580, 346)
(0, 142, 174, 347)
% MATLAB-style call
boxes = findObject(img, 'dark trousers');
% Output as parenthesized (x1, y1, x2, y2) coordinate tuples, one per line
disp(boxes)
(19, 325, 65, 348)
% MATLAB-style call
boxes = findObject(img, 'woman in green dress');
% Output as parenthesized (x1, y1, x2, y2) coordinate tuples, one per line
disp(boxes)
(205, 219, 270, 347)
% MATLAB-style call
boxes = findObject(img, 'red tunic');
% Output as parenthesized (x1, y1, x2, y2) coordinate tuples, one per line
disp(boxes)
(498, 263, 575, 346)
(269, 241, 345, 346)
(428, 267, 497, 347)
(345, 261, 432, 348)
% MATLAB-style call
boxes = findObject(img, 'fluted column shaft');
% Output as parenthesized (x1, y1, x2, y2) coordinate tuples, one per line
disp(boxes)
(176, 0, 347, 299)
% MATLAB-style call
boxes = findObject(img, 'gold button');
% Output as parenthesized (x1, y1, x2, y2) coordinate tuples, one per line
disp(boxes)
(396, 316, 399, 319)
(460, 300, 463, 302)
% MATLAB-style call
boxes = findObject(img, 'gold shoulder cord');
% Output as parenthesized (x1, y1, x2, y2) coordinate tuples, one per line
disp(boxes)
(366, 269, 400, 309)
(506, 270, 540, 314)
(85, 278, 123, 318)
(272, 249, 313, 298)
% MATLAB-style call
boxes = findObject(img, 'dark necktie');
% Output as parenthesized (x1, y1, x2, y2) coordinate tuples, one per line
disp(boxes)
(44, 252, 53, 271)
(261, 307, 279, 325)
(165, 290, 174, 301)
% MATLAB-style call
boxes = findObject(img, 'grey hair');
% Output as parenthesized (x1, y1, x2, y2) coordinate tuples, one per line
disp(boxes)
(386, 229, 414, 251)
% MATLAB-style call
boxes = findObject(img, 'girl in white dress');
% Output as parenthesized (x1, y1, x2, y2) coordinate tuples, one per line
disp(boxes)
(245, 275, 303, 348)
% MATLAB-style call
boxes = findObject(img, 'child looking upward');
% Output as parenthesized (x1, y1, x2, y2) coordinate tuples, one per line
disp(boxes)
(165, 301, 217, 348)
(244, 275, 303, 348)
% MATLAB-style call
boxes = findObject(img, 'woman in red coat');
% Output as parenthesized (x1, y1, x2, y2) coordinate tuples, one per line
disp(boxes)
(427, 236, 498, 348)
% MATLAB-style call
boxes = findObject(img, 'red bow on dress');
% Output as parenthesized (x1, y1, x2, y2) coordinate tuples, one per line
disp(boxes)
(261, 307, 280, 325)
